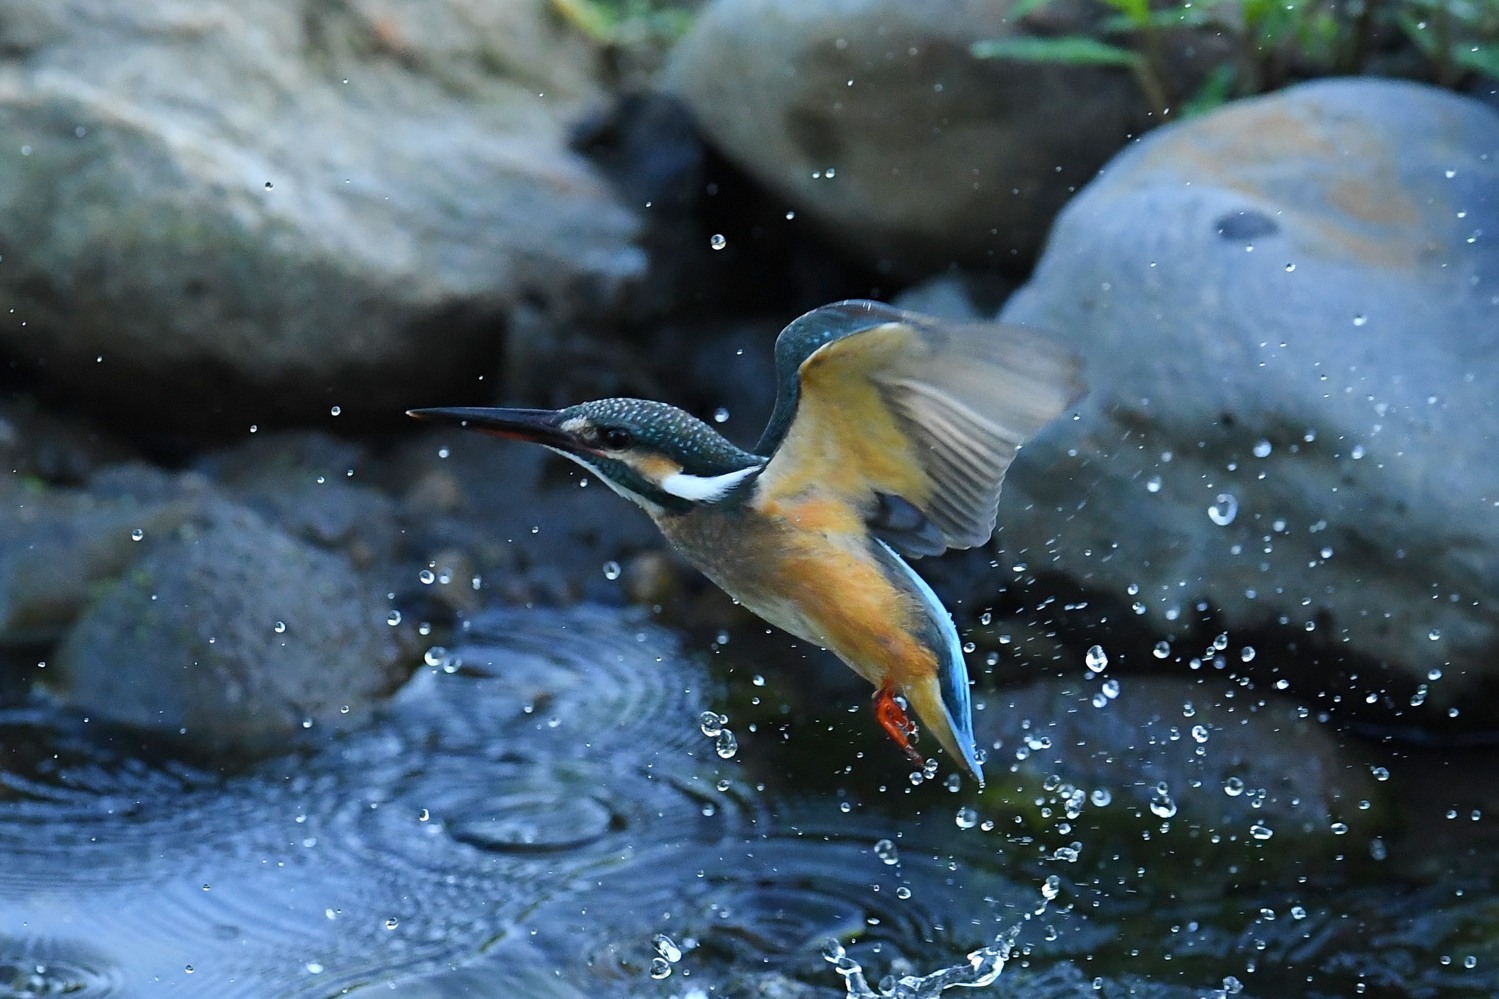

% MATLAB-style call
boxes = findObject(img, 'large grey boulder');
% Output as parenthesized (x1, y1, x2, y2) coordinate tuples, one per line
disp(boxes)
(998, 79, 1499, 731)
(0, 0, 644, 428)
(662, 0, 1220, 272)
(53, 503, 402, 751)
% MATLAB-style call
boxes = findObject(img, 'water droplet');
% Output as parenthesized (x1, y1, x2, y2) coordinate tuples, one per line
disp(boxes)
(1191, 724, 1209, 743)
(1330, 821, 1349, 835)
(894, 885, 912, 899)
(873, 838, 900, 865)
(601, 560, 621, 580)
(1152, 641, 1170, 659)
(1249, 821, 1274, 840)
(1149, 785, 1177, 818)
(1084, 644, 1108, 672)
(712, 406, 730, 424)
(423, 646, 449, 667)
(1208, 493, 1238, 526)
(1101, 678, 1120, 699)
(1428, 628, 1442, 641)
(1253, 439, 1272, 458)
(955, 806, 979, 829)
(1240, 645, 1256, 662)
(418, 568, 436, 585)
(715, 729, 738, 759)
(1352, 314, 1367, 327)
(384, 917, 399, 930)
(386, 610, 402, 626)
(649, 956, 672, 979)
(330, 405, 341, 416)
(1090, 788, 1111, 807)
(709, 233, 727, 250)
(305, 962, 324, 975)
(699, 711, 726, 737)
(653, 933, 682, 963)
(130, 528, 144, 541)
(1224, 776, 1245, 797)
(1146, 474, 1162, 493)
(1370, 765, 1390, 782)
(1283, 262, 1296, 272)
(417, 808, 430, 822)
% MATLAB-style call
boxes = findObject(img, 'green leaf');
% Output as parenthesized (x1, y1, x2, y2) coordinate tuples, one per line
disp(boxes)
(1455, 42, 1499, 77)
(1007, 0, 1059, 22)
(971, 35, 1143, 68)
(1181, 63, 1238, 117)
(1396, 10, 1441, 58)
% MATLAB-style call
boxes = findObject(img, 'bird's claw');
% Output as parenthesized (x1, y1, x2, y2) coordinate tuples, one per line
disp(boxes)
(874, 687, 926, 769)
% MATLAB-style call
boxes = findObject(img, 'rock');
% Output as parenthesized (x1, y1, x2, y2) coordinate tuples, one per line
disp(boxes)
(995, 79, 1499, 733)
(0, 483, 201, 646)
(0, 0, 644, 431)
(662, 0, 1218, 273)
(53, 503, 403, 752)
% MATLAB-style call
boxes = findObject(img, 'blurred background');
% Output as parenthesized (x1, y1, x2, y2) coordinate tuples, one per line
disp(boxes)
(0, 1, 1497, 996)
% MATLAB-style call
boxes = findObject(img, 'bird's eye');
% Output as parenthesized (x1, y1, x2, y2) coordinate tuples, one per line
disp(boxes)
(601, 426, 634, 450)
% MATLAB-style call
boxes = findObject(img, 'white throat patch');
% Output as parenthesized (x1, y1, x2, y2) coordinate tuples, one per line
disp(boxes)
(658, 463, 762, 503)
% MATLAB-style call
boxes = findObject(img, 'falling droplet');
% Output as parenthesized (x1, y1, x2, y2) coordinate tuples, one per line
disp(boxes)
(955, 806, 979, 829)
(130, 528, 144, 541)
(649, 957, 672, 979)
(709, 233, 727, 250)
(1250, 821, 1274, 840)
(1352, 314, 1368, 327)
(699, 711, 726, 737)
(652, 933, 682, 963)
(273, 621, 286, 634)
(873, 838, 900, 865)
(1149, 784, 1178, 818)
(330, 405, 341, 416)
(1084, 644, 1108, 672)
(1253, 439, 1272, 458)
(601, 560, 621, 580)
(386, 610, 402, 626)
(1208, 493, 1238, 526)
(715, 729, 738, 759)
(418, 568, 435, 585)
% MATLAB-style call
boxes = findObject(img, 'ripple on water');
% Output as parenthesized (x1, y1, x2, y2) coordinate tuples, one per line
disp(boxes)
(0, 936, 123, 998)
(0, 608, 1030, 999)
(503, 806, 1028, 993)
(427, 608, 708, 755)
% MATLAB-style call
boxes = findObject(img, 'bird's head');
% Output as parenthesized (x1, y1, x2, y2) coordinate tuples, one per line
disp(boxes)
(409, 399, 765, 515)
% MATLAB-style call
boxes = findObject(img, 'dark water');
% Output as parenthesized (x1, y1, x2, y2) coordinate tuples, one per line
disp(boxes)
(0, 608, 1496, 997)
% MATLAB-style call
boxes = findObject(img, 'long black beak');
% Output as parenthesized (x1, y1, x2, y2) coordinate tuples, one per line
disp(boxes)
(406, 407, 576, 450)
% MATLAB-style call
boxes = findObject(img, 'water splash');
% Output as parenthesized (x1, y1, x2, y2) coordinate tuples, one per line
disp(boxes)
(822, 929, 1017, 997)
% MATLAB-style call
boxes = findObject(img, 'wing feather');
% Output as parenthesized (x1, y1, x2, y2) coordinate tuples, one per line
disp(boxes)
(755, 301, 1083, 554)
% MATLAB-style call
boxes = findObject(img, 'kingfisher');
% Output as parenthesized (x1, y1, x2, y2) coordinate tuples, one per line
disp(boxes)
(409, 300, 1082, 783)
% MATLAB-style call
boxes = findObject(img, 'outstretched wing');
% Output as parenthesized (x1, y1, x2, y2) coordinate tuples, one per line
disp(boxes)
(754, 300, 1083, 555)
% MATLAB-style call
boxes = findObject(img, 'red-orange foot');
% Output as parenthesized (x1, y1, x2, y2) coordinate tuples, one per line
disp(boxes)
(873, 686, 926, 769)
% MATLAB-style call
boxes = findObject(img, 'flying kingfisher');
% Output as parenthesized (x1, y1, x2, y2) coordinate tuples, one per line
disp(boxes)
(409, 300, 1082, 783)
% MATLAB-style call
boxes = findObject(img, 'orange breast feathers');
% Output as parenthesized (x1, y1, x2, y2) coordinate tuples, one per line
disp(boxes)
(760, 493, 939, 690)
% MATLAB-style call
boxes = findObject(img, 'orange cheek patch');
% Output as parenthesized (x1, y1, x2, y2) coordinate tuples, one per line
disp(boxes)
(626, 453, 681, 483)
